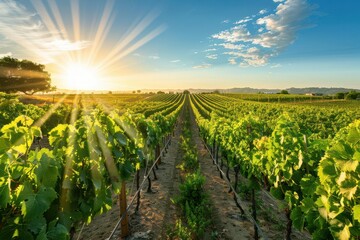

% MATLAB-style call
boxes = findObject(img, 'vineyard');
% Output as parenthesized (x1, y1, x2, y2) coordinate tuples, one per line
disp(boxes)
(0, 92, 359, 240)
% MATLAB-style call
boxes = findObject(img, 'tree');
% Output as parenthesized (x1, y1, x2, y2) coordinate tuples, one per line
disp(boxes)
(137, 90, 141, 93)
(335, 92, 345, 99)
(0, 56, 52, 95)
(279, 90, 289, 94)
(345, 91, 359, 100)
(183, 90, 190, 94)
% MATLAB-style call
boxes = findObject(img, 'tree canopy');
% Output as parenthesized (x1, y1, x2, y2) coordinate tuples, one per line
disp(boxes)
(0, 56, 52, 95)
(279, 90, 289, 94)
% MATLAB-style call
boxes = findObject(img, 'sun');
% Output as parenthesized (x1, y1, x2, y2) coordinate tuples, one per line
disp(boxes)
(63, 62, 101, 91)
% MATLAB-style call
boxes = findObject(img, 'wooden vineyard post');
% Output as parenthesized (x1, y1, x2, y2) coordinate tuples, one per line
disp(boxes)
(162, 137, 166, 157)
(156, 144, 161, 164)
(136, 170, 140, 212)
(215, 145, 219, 165)
(251, 188, 259, 240)
(226, 158, 232, 193)
(119, 181, 129, 238)
(234, 164, 239, 192)
(285, 207, 292, 240)
(212, 139, 216, 160)
(147, 167, 152, 193)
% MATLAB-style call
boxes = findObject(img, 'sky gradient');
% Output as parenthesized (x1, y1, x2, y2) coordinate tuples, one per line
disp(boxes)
(0, 0, 359, 90)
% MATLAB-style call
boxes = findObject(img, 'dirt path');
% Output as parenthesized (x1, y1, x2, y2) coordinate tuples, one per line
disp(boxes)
(125, 118, 184, 240)
(189, 111, 255, 240)
(75, 112, 185, 240)
(74, 102, 312, 240)
(188, 106, 311, 240)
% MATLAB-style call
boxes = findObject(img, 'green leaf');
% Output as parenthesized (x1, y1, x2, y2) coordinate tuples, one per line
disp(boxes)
(339, 179, 357, 200)
(32, 127, 42, 138)
(335, 159, 358, 172)
(347, 127, 360, 145)
(300, 175, 317, 196)
(35, 227, 47, 240)
(0, 138, 10, 153)
(46, 221, 69, 240)
(285, 190, 299, 208)
(32, 150, 59, 188)
(301, 197, 315, 214)
(19, 186, 57, 220)
(0, 177, 10, 208)
(353, 205, 360, 222)
(28, 216, 46, 235)
(291, 206, 305, 230)
(329, 142, 352, 160)
(270, 186, 284, 200)
(115, 132, 127, 146)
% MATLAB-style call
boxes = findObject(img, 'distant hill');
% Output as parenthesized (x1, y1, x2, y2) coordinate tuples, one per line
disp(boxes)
(221, 87, 359, 95)
(51, 87, 359, 95)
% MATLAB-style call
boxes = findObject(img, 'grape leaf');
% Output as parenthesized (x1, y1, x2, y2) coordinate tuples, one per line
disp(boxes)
(353, 205, 360, 222)
(20, 185, 57, 220)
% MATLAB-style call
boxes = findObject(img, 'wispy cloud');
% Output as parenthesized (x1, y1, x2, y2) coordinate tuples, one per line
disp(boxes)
(206, 54, 217, 60)
(218, 43, 244, 50)
(259, 9, 267, 15)
(0, 1, 90, 62)
(148, 55, 160, 60)
(222, 19, 230, 24)
(170, 59, 181, 63)
(225, 47, 271, 66)
(228, 58, 237, 65)
(234, 17, 252, 25)
(270, 63, 282, 68)
(0, 52, 12, 58)
(204, 48, 217, 52)
(212, 0, 315, 66)
(192, 63, 211, 69)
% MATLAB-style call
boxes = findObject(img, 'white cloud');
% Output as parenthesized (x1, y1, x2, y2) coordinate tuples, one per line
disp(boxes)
(228, 58, 237, 65)
(170, 59, 180, 63)
(225, 47, 271, 67)
(212, 25, 251, 43)
(219, 43, 244, 50)
(274, 0, 284, 2)
(0, 0, 90, 62)
(206, 54, 217, 60)
(259, 9, 267, 15)
(0, 52, 12, 58)
(255, 0, 314, 49)
(270, 63, 282, 68)
(192, 63, 211, 69)
(204, 48, 217, 52)
(148, 55, 160, 60)
(222, 19, 230, 24)
(234, 18, 252, 24)
(212, 0, 314, 66)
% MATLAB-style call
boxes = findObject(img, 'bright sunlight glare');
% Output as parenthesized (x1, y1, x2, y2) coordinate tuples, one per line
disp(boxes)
(63, 62, 101, 90)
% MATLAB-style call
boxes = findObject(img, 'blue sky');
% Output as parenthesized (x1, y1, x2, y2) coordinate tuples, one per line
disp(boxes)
(0, 0, 359, 90)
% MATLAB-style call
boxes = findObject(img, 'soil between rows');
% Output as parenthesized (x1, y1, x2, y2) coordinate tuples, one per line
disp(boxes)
(74, 105, 311, 240)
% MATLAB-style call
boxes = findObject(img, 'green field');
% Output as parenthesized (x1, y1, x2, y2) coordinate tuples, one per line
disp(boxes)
(0, 92, 359, 240)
